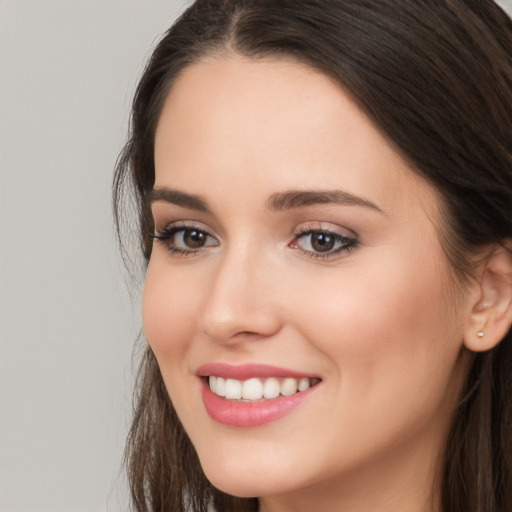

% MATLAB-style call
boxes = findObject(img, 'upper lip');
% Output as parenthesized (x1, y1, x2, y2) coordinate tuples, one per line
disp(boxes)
(196, 362, 320, 380)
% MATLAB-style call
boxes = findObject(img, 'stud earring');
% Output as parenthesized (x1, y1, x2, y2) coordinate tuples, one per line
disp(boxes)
(477, 331, 484, 339)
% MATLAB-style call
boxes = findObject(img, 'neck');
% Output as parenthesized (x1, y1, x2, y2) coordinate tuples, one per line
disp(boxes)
(258, 426, 445, 512)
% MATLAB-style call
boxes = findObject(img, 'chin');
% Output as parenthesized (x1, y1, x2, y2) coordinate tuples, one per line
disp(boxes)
(199, 452, 303, 499)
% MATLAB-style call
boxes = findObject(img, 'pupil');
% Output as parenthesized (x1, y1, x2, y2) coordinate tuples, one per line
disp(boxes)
(184, 230, 206, 248)
(312, 233, 334, 252)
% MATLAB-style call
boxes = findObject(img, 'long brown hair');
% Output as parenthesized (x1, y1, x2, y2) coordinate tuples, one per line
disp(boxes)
(113, 1, 512, 510)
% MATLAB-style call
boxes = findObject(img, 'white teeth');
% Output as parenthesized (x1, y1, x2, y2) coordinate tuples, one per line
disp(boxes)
(298, 377, 310, 392)
(212, 376, 226, 397)
(281, 378, 298, 396)
(208, 375, 318, 401)
(225, 378, 242, 399)
(242, 378, 263, 400)
(263, 377, 280, 399)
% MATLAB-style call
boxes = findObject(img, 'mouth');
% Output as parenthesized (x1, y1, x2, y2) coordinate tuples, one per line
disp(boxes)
(197, 363, 322, 427)
(207, 375, 321, 401)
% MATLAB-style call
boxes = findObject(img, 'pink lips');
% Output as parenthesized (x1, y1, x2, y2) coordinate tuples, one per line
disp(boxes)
(197, 363, 319, 427)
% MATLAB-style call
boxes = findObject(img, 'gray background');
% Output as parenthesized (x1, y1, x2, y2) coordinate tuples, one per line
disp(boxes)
(0, 2, 189, 511)
(1, 1, 511, 511)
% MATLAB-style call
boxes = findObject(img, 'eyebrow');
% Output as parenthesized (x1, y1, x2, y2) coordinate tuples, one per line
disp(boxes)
(146, 188, 210, 212)
(146, 187, 383, 214)
(266, 190, 383, 213)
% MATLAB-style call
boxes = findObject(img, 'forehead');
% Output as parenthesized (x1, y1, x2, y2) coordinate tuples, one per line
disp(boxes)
(153, 54, 437, 216)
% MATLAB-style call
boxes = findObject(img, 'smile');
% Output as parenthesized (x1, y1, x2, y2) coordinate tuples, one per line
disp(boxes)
(198, 364, 322, 427)
(208, 376, 320, 401)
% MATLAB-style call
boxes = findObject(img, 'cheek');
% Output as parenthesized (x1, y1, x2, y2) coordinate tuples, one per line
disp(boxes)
(286, 244, 464, 415)
(142, 257, 200, 361)
(292, 257, 445, 347)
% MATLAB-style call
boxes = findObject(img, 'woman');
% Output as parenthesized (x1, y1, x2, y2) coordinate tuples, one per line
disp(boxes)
(113, 1, 512, 511)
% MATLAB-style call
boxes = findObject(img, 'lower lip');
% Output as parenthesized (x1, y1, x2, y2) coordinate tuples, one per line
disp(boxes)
(201, 380, 317, 427)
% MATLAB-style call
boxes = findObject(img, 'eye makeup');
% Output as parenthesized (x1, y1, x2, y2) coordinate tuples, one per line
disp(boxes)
(151, 222, 219, 257)
(150, 219, 359, 262)
(290, 225, 359, 261)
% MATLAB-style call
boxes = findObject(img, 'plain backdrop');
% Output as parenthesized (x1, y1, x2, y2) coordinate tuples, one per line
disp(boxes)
(0, 2, 189, 511)
(1, 1, 511, 511)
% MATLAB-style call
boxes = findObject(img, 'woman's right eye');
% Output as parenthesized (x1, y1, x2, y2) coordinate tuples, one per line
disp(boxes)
(151, 225, 219, 255)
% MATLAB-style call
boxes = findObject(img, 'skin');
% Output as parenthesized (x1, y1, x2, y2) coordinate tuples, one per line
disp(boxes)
(143, 55, 482, 512)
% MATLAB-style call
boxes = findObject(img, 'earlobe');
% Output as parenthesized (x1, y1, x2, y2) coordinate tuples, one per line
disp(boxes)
(464, 243, 512, 353)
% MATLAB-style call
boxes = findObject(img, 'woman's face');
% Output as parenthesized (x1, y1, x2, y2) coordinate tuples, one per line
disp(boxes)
(144, 55, 473, 506)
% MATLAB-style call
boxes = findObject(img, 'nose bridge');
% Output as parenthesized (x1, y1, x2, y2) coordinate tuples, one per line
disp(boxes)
(199, 239, 281, 343)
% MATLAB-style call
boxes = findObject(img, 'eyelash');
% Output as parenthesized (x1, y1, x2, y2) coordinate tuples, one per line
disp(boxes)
(290, 226, 358, 260)
(150, 223, 358, 260)
(150, 224, 218, 257)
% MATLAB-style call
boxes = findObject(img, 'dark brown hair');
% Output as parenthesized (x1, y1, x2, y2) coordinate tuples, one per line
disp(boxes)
(113, 1, 512, 510)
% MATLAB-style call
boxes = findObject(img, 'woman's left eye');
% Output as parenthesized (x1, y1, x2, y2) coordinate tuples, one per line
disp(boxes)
(290, 228, 357, 259)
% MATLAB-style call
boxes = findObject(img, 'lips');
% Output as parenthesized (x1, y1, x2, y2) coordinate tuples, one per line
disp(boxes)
(197, 363, 321, 427)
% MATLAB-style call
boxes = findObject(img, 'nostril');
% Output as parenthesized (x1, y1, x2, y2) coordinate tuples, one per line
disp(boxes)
(200, 311, 282, 345)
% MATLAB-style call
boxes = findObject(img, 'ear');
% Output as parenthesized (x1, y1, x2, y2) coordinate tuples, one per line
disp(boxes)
(464, 243, 512, 352)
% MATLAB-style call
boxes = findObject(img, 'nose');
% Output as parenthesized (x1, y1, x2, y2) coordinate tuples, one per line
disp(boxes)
(199, 246, 283, 345)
